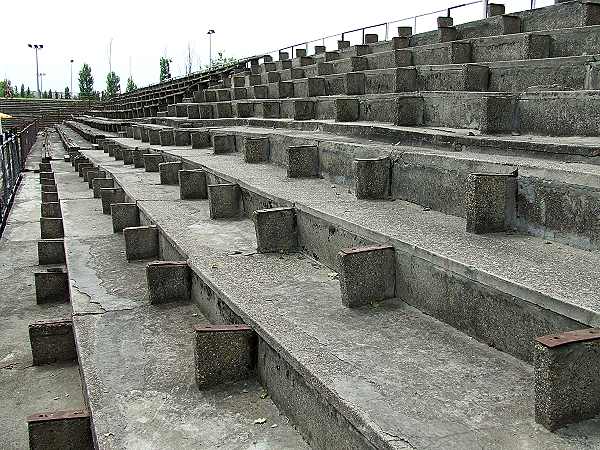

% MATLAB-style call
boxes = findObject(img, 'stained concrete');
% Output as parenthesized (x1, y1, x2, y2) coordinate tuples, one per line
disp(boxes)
(0, 135, 84, 450)
(50, 152, 307, 449)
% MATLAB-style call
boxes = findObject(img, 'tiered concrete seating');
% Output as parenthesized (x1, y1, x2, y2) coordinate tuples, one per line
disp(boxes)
(62, 0, 600, 447)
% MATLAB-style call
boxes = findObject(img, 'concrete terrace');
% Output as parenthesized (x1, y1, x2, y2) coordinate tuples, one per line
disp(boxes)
(4, 0, 600, 449)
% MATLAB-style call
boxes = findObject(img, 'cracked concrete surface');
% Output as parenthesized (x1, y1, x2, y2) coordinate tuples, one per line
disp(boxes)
(0, 135, 84, 450)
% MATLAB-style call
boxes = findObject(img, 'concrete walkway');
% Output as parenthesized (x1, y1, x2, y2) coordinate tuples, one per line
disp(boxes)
(0, 131, 84, 449)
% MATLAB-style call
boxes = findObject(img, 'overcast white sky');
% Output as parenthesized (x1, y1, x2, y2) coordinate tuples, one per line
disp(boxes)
(2, 0, 550, 95)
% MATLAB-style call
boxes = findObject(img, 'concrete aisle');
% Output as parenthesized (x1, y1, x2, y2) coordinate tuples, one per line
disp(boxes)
(0, 131, 84, 449)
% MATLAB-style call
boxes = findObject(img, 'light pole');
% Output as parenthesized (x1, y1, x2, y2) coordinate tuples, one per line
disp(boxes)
(207, 29, 215, 68)
(70, 59, 74, 98)
(27, 43, 43, 98)
(39, 73, 46, 94)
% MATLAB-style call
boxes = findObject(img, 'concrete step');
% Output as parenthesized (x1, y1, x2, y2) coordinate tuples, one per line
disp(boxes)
(65, 138, 600, 448)
(51, 138, 308, 449)
(93, 133, 600, 360)
(180, 90, 600, 137)
(128, 123, 600, 252)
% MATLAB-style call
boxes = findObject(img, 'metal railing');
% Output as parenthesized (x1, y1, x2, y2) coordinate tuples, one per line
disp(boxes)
(116, 0, 552, 98)
(0, 120, 38, 235)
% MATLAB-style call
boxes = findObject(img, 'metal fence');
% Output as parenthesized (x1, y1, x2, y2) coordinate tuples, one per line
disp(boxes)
(0, 120, 38, 234)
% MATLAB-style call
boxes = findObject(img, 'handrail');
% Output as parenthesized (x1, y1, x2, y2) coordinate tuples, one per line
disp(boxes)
(109, 0, 548, 101)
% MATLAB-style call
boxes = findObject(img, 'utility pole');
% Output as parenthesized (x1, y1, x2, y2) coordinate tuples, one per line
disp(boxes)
(207, 29, 215, 68)
(483, 0, 489, 18)
(70, 59, 74, 98)
(27, 43, 43, 98)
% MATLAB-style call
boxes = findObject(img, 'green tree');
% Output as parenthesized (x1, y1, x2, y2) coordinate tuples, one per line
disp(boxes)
(125, 76, 137, 93)
(159, 57, 171, 82)
(64, 87, 71, 99)
(20, 84, 25, 98)
(48, 89, 53, 99)
(204, 52, 237, 70)
(106, 71, 120, 97)
(78, 63, 94, 99)
(42, 90, 48, 99)
(26, 87, 32, 98)
(0, 80, 14, 98)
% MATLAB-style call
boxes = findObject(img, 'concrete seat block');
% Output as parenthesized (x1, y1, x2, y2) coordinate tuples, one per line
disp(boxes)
(159, 162, 183, 185)
(114, 147, 124, 160)
(174, 129, 191, 146)
(124, 225, 159, 261)
(216, 89, 231, 101)
(194, 324, 256, 390)
(534, 329, 600, 431)
(28, 409, 92, 450)
(208, 184, 241, 219)
(41, 202, 62, 219)
(179, 170, 208, 200)
(353, 157, 391, 199)
(87, 170, 106, 189)
(40, 218, 64, 239)
(39, 162, 52, 172)
(262, 101, 281, 119)
(29, 319, 76, 365)
(439, 26, 458, 43)
(338, 40, 350, 50)
(34, 269, 69, 304)
(335, 98, 360, 122)
(294, 100, 316, 120)
(148, 129, 161, 145)
(122, 149, 134, 165)
(140, 128, 150, 142)
(235, 102, 255, 118)
(396, 96, 424, 126)
(466, 172, 517, 234)
(199, 104, 214, 119)
(40, 177, 56, 187)
(146, 261, 191, 304)
(252, 85, 269, 99)
(337, 245, 396, 308)
(111, 203, 140, 233)
(397, 26, 413, 37)
(215, 102, 233, 118)
(232, 76, 246, 88)
(212, 134, 236, 154)
(39, 172, 54, 182)
(345, 72, 365, 95)
(100, 188, 126, 215)
(92, 178, 114, 198)
(253, 207, 298, 253)
(232, 87, 248, 100)
(143, 154, 163, 172)
(365, 33, 378, 44)
(78, 162, 94, 177)
(38, 239, 65, 265)
(314, 45, 326, 54)
(167, 105, 177, 116)
(159, 129, 175, 146)
(287, 145, 320, 178)
(244, 137, 270, 163)
(187, 104, 200, 119)
(41, 191, 59, 203)
(132, 148, 145, 168)
(191, 131, 211, 149)
(204, 90, 218, 102)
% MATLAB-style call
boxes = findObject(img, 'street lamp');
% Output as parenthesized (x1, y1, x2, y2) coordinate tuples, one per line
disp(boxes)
(27, 43, 43, 98)
(70, 59, 74, 98)
(207, 29, 215, 68)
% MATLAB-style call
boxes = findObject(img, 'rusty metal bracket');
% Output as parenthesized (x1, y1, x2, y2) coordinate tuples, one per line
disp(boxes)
(536, 328, 600, 348)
